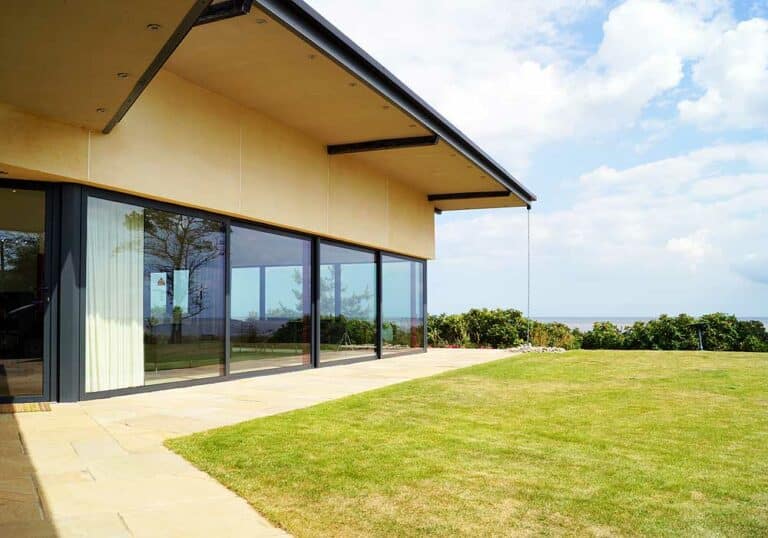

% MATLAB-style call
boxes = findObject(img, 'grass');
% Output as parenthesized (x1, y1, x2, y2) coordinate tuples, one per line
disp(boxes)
(166, 350, 768, 537)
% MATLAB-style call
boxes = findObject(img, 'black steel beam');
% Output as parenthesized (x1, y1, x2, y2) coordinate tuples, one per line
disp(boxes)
(103, 0, 211, 134)
(427, 191, 510, 202)
(327, 135, 438, 155)
(195, 0, 254, 26)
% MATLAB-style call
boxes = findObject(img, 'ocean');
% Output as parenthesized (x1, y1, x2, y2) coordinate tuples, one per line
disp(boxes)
(534, 316, 768, 332)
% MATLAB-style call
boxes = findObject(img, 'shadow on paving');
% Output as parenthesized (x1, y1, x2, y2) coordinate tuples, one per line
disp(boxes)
(0, 408, 58, 536)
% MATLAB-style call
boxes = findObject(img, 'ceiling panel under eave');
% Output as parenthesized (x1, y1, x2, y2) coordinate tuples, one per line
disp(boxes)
(0, 0, 205, 132)
(165, 8, 432, 145)
(165, 7, 531, 212)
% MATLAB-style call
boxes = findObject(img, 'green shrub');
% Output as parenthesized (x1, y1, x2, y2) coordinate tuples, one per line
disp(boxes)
(427, 313, 468, 347)
(463, 308, 526, 348)
(698, 313, 740, 351)
(531, 321, 579, 349)
(736, 320, 768, 352)
(424, 310, 766, 352)
(582, 321, 624, 349)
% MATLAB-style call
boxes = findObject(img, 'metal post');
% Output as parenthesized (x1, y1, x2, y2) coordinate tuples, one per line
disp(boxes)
(224, 221, 231, 376)
(375, 251, 382, 358)
(422, 260, 428, 350)
(310, 237, 320, 367)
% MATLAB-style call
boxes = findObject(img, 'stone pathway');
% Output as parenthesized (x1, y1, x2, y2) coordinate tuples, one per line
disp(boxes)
(1, 348, 511, 537)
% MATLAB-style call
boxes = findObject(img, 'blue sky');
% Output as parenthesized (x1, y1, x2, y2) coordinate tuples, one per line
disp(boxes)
(308, 0, 768, 317)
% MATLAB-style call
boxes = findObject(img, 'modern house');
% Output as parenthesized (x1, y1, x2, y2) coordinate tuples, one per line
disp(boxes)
(0, 0, 535, 402)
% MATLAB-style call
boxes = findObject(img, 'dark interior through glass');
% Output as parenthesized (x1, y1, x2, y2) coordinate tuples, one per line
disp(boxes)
(0, 187, 46, 399)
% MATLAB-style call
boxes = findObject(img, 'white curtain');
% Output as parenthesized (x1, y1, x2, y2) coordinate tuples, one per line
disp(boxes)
(85, 197, 145, 392)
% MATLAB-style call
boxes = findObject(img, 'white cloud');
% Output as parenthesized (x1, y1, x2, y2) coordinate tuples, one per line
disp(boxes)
(579, 142, 768, 192)
(665, 229, 714, 268)
(310, 0, 735, 168)
(432, 141, 768, 314)
(679, 18, 768, 128)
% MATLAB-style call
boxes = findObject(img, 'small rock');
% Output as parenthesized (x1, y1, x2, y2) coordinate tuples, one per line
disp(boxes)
(508, 344, 566, 353)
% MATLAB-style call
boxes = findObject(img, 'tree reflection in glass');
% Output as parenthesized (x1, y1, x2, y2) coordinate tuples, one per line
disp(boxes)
(140, 209, 225, 384)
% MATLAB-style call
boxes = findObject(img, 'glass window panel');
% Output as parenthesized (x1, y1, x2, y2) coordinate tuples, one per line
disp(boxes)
(85, 197, 225, 392)
(230, 225, 311, 373)
(143, 208, 225, 385)
(0, 187, 46, 398)
(319, 243, 376, 363)
(382, 255, 425, 355)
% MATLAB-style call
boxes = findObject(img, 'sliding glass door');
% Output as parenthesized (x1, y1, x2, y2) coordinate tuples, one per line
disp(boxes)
(0, 185, 48, 401)
(382, 255, 425, 355)
(319, 242, 377, 364)
(81, 188, 426, 398)
(230, 225, 311, 373)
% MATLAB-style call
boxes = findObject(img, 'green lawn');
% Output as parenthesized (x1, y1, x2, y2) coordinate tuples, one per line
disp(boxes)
(166, 351, 768, 537)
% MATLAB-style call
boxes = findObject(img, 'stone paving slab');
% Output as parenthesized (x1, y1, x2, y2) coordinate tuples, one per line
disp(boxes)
(2, 348, 510, 537)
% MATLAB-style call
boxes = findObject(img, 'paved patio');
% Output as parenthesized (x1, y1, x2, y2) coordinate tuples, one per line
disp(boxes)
(0, 348, 511, 537)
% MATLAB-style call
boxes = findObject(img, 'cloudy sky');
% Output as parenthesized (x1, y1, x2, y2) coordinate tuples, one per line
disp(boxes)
(308, 0, 768, 317)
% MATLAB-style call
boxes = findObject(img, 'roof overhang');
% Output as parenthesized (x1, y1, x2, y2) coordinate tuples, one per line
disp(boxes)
(167, 0, 536, 210)
(1, 0, 536, 211)
(0, 1, 210, 132)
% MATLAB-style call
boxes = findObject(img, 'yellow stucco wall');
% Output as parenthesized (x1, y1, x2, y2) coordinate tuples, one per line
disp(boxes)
(0, 70, 435, 259)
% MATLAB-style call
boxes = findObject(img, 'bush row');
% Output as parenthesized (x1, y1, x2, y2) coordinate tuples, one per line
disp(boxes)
(427, 309, 768, 352)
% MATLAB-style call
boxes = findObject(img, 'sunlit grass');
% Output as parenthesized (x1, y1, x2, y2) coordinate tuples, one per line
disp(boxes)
(167, 350, 768, 537)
